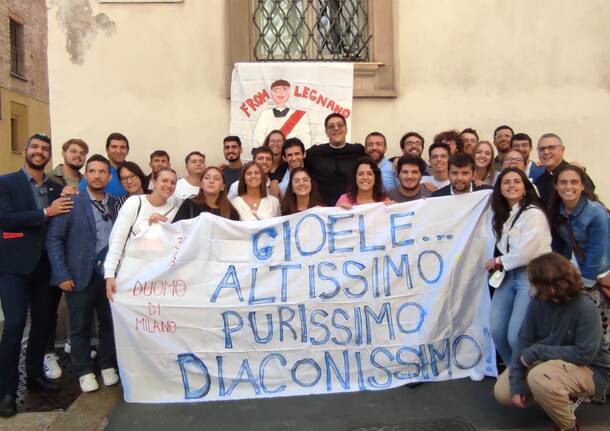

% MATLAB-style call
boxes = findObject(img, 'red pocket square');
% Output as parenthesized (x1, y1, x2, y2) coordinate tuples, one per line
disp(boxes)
(2, 232, 24, 239)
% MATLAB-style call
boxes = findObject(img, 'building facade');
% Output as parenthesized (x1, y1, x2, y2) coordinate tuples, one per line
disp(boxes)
(0, 0, 50, 173)
(46, 0, 610, 202)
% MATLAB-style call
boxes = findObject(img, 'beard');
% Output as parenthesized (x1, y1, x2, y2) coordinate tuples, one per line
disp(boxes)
(225, 154, 239, 162)
(65, 161, 85, 171)
(25, 156, 48, 171)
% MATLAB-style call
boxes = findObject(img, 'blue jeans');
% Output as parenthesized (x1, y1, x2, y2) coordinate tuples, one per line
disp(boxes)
(490, 267, 531, 365)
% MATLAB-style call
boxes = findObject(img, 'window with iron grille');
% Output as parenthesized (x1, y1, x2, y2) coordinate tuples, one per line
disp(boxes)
(10, 18, 25, 77)
(252, 0, 371, 62)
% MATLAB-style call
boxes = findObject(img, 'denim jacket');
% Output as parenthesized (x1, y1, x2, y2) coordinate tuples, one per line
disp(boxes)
(556, 197, 609, 285)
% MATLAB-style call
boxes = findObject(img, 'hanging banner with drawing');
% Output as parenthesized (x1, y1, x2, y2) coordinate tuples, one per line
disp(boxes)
(111, 191, 496, 403)
(230, 62, 354, 158)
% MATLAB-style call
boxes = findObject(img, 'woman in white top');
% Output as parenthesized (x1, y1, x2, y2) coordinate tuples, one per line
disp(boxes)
(231, 161, 280, 221)
(105, 168, 180, 301)
(485, 167, 552, 365)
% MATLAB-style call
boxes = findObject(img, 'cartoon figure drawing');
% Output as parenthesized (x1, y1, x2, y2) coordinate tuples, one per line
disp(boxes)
(253, 79, 312, 148)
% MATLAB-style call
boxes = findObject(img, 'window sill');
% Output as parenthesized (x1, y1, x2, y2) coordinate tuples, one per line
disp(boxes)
(10, 72, 27, 82)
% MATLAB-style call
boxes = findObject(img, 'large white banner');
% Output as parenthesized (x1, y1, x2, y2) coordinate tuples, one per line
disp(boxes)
(230, 62, 354, 158)
(112, 191, 496, 403)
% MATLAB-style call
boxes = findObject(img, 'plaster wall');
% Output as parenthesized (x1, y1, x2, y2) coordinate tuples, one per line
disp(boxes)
(46, 0, 610, 201)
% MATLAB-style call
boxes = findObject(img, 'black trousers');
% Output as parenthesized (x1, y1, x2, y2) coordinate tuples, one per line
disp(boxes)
(46, 285, 63, 352)
(0, 253, 53, 397)
(65, 274, 116, 377)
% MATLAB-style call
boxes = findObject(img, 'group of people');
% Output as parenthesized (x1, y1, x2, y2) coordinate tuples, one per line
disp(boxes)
(0, 113, 608, 431)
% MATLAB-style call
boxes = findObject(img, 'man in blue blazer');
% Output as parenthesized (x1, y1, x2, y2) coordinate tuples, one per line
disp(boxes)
(0, 134, 74, 417)
(47, 154, 119, 394)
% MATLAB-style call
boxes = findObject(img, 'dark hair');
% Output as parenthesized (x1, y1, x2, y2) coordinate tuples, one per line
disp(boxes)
(251, 146, 273, 159)
(271, 79, 290, 89)
(491, 167, 548, 239)
(223, 135, 242, 147)
(150, 150, 170, 162)
(365, 131, 387, 146)
(118, 161, 147, 187)
(549, 164, 601, 229)
(263, 130, 285, 148)
(184, 151, 205, 164)
(85, 154, 110, 170)
(428, 142, 451, 157)
(282, 137, 306, 157)
(399, 132, 425, 150)
(237, 161, 267, 197)
(151, 167, 177, 181)
(493, 125, 514, 138)
(105, 132, 129, 150)
(449, 153, 475, 171)
(26, 133, 51, 150)
(396, 155, 427, 176)
(324, 113, 346, 129)
(193, 166, 236, 219)
(528, 252, 583, 302)
(347, 156, 385, 203)
(460, 128, 479, 140)
(433, 130, 463, 152)
(62, 138, 89, 153)
(280, 167, 324, 215)
(510, 133, 532, 147)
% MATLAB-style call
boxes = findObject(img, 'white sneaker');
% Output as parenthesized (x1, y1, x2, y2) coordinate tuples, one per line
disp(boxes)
(79, 373, 99, 392)
(101, 368, 119, 386)
(43, 353, 62, 379)
(90, 348, 98, 359)
(469, 370, 485, 382)
(64, 340, 71, 354)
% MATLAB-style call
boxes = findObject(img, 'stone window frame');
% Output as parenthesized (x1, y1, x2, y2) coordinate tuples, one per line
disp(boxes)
(9, 16, 26, 79)
(228, 0, 397, 98)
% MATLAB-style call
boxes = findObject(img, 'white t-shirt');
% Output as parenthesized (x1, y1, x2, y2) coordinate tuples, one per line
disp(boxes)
(420, 176, 450, 189)
(104, 195, 180, 278)
(174, 177, 200, 200)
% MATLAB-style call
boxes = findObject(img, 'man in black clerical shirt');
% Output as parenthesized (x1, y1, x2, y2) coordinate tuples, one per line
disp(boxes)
(305, 113, 365, 206)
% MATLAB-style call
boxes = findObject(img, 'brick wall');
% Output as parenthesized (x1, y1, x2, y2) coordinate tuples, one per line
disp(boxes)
(0, 0, 49, 102)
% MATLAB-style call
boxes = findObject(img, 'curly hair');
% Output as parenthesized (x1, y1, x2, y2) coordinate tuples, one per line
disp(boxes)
(528, 252, 583, 302)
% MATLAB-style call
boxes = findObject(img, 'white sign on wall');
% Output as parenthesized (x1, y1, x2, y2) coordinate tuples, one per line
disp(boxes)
(230, 62, 354, 158)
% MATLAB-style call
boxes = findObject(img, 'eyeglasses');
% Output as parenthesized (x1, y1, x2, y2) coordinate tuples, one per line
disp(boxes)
(120, 174, 137, 182)
(537, 144, 563, 153)
(326, 122, 345, 130)
(504, 157, 524, 163)
(430, 154, 449, 160)
(405, 140, 423, 146)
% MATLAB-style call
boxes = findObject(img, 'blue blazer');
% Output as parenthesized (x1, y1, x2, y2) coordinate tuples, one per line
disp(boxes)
(47, 192, 117, 291)
(0, 170, 62, 274)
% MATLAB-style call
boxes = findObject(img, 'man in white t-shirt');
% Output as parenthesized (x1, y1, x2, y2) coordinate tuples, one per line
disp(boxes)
(174, 151, 205, 199)
(420, 142, 451, 190)
(228, 147, 274, 199)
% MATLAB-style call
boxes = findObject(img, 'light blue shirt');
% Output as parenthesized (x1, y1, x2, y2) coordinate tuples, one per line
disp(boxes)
(379, 158, 398, 192)
(87, 189, 113, 254)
